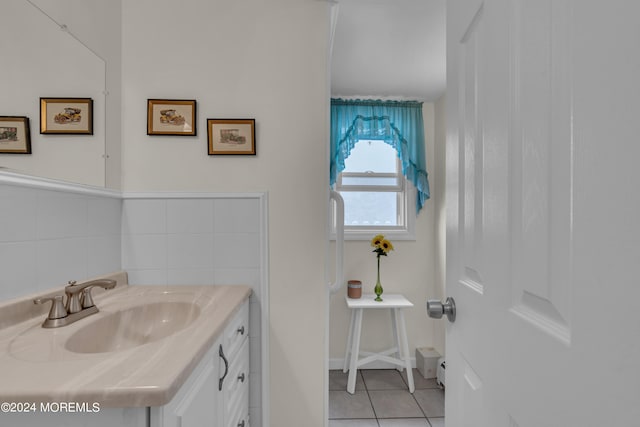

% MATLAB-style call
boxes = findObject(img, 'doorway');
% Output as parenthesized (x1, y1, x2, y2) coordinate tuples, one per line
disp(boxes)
(327, 1, 447, 426)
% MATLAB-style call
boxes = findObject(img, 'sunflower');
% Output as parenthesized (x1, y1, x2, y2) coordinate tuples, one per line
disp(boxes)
(371, 234, 394, 257)
(380, 239, 394, 254)
(371, 234, 385, 248)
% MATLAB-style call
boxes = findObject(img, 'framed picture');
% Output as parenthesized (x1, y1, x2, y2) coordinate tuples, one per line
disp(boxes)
(207, 119, 256, 155)
(0, 116, 31, 154)
(40, 98, 93, 135)
(147, 99, 197, 136)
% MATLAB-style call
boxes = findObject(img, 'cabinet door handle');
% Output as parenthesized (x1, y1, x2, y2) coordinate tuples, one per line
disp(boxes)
(219, 345, 229, 391)
(237, 373, 245, 383)
(237, 421, 245, 427)
(237, 326, 245, 335)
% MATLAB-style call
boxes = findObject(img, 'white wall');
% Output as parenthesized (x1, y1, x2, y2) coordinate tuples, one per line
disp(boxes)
(0, 174, 121, 301)
(121, 1, 330, 426)
(329, 104, 445, 364)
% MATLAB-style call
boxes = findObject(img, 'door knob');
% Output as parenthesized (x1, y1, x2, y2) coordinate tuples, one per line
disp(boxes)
(427, 297, 456, 323)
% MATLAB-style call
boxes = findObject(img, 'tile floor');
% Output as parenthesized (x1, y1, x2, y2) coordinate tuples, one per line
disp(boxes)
(329, 369, 445, 427)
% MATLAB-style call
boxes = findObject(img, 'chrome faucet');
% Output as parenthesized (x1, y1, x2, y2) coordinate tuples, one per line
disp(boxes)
(34, 279, 116, 328)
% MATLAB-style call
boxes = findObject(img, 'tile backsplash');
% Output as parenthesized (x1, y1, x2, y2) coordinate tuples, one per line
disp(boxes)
(0, 182, 121, 301)
(122, 197, 262, 299)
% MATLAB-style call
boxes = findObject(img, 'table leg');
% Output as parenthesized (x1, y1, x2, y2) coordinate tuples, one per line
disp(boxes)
(390, 308, 402, 372)
(347, 308, 363, 394)
(396, 308, 415, 393)
(343, 308, 356, 373)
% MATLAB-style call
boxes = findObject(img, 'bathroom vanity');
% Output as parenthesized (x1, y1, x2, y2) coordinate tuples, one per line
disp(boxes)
(0, 272, 251, 427)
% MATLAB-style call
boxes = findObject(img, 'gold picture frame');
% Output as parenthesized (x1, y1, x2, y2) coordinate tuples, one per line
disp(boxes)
(40, 98, 93, 135)
(147, 99, 197, 136)
(0, 116, 31, 154)
(207, 119, 256, 155)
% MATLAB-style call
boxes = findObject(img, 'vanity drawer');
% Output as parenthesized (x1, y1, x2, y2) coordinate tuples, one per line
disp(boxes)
(224, 299, 249, 359)
(226, 402, 250, 427)
(226, 390, 249, 427)
(223, 338, 249, 416)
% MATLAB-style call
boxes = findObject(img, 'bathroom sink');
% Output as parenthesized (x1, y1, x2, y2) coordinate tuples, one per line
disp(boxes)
(65, 302, 201, 354)
(1, 282, 252, 407)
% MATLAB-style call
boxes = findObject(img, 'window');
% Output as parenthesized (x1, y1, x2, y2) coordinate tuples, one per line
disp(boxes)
(333, 140, 415, 240)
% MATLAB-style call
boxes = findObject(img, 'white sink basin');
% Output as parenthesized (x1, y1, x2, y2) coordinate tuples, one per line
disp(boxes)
(64, 302, 201, 354)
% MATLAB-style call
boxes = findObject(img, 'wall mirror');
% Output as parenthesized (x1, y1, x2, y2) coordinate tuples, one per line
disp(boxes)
(0, 0, 107, 187)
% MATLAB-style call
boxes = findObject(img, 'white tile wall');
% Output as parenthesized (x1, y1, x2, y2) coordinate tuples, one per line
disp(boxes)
(36, 191, 89, 240)
(167, 199, 214, 234)
(213, 198, 261, 233)
(122, 199, 166, 235)
(122, 196, 266, 426)
(0, 241, 37, 298)
(166, 268, 215, 285)
(87, 235, 122, 277)
(0, 185, 37, 242)
(88, 197, 123, 236)
(123, 197, 263, 293)
(126, 269, 167, 285)
(215, 268, 261, 301)
(167, 234, 214, 269)
(0, 182, 122, 301)
(121, 234, 167, 271)
(36, 237, 89, 288)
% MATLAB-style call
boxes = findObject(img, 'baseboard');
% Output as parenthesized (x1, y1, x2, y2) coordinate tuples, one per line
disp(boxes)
(328, 357, 416, 371)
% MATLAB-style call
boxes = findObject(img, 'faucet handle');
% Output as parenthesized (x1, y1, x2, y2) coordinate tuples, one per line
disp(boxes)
(80, 288, 95, 309)
(64, 281, 83, 314)
(34, 295, 67, 320)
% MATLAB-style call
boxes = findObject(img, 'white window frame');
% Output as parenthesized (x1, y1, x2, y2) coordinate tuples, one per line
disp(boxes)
(331, 156, 416, 241)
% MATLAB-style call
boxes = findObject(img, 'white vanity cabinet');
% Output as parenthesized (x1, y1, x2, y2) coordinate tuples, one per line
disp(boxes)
(152, 299, 250, 427)
(0, 299, 250, 427)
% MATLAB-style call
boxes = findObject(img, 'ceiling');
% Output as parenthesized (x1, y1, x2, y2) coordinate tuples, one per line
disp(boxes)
(330, 0, 446, 102)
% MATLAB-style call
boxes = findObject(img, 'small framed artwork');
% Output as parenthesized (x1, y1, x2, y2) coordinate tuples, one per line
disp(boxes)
(40, 98, 93, 135)
(207, 119, 256, 155)
(147, 99, 197, 136)
(0, 116, 31, 154)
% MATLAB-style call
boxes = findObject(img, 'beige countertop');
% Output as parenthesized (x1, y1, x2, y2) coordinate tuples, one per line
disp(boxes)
(0, 272, 251, 407)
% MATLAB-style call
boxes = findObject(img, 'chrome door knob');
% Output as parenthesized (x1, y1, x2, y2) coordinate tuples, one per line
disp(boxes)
(427, 297, 456, 323)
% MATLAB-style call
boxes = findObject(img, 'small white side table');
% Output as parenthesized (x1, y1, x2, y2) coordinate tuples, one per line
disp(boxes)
(343, 294, 415, 394)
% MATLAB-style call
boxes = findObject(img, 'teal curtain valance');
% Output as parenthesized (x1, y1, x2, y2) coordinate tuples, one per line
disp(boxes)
(330, 98, 430, 213)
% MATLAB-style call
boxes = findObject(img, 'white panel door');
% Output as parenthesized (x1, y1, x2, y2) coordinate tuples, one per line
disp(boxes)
(445, 0, 640, 425)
